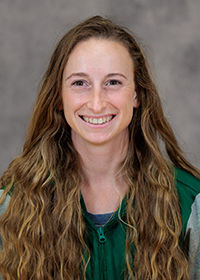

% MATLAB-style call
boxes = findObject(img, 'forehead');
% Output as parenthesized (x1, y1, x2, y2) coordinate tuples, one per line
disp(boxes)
(65, 38, 134, 72)
(70, 37, 131, 56)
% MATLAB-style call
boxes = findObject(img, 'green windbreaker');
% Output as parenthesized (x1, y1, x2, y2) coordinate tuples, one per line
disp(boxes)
(0, 167, 200, 279)
(81, 167, 200, 279)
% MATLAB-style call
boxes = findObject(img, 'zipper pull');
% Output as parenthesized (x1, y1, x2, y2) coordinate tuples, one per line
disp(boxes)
(97, 227, 106, 243)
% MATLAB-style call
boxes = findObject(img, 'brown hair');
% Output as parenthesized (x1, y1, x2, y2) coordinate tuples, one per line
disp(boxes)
(0, 15, 199, 280)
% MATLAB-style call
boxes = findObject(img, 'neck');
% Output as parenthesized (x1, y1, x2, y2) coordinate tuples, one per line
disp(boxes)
(72, 131, 128, 191)
(72, 130, 129, 213)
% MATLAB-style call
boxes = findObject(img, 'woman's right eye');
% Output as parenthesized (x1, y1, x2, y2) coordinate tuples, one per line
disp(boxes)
(72, 80, 86, 86)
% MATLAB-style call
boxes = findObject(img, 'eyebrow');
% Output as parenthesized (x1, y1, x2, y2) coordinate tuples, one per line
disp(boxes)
(65, 72, 89, 81)
(65, 72, 127, 81)
(105, 73, 127, 80)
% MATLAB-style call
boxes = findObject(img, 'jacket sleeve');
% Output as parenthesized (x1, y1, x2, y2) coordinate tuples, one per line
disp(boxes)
(0, 189, 11, 217)
(0, 189, 11, 280)
(186, 193, 200, 279)
(0, 189, 11, 246)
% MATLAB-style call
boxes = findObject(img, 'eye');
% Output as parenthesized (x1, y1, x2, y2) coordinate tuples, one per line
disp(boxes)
(107, 80, 122, 86)
(72, 80, 87, 86)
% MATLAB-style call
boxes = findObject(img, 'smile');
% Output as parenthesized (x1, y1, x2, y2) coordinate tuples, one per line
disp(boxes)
(80, 115, 115, 125)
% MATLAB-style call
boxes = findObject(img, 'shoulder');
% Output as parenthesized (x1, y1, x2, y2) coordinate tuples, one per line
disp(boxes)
(173, 167, 200, 279)
(173, 166, 200, 232)
(172, 167, 200, 278)
(0, 187, 11, 218)
(174, 166, 200, 206)
(174, 166, 200, 195)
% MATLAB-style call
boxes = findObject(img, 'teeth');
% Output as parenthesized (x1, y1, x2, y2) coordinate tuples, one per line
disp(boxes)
(98, 118, 103, 124)
(82, 116, 113, 124)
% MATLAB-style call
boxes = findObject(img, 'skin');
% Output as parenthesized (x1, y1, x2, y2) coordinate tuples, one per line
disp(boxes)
(61, 38, 139, 213)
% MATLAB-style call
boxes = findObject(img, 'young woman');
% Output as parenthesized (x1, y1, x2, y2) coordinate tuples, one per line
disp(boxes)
(0, 15, 200, 280)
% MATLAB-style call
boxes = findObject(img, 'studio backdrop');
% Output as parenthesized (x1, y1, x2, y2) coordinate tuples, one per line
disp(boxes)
(0, 0, 200, 176)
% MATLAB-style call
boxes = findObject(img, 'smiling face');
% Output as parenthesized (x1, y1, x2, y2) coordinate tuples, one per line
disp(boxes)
(61, 38, 139, 147)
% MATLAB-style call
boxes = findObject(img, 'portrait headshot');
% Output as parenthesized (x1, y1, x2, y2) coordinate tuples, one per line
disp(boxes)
(0, 1, 200, 279)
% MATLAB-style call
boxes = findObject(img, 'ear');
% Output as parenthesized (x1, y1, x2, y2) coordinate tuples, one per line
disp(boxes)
(58, 100, 63, 111)
(58, 95, 63, 110)
(133, 91, 140, 108)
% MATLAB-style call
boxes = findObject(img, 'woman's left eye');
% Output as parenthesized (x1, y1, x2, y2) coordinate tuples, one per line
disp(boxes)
(107, 80, 122, 86)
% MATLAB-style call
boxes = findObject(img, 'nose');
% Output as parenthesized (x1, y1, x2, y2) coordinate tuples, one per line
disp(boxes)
(87, 87, 107, 113)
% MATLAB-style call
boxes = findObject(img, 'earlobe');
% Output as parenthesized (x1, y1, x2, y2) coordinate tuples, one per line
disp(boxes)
(58, 101, 63, 111)
(133, 91, 140, 108)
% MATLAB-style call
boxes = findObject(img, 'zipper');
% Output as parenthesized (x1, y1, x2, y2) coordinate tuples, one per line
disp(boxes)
(97, 227, 107, 280)
(81, 195, 127, 280)
(97, 227, 106, 243)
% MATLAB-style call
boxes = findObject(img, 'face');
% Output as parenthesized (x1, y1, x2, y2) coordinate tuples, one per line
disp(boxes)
(61, 38, 139, 147)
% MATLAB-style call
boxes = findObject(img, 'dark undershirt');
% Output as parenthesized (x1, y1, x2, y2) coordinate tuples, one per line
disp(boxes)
(87, 212, 114, 228)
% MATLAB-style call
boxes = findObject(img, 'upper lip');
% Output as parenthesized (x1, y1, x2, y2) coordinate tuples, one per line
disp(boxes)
(79, 114, 115, 119)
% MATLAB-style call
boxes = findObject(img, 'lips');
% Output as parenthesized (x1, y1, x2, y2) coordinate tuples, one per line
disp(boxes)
(80, 115, 115, 125)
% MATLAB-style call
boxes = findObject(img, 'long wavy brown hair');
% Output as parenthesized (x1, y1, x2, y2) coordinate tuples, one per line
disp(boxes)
(0, 15, 200, 280)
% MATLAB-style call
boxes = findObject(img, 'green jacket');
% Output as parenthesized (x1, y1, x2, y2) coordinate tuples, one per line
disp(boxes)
(81, 167, 200, 280)
(0, 167, 200, 280)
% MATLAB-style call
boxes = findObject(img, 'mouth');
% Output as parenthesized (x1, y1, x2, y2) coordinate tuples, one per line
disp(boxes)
(80, 115, 115, 125)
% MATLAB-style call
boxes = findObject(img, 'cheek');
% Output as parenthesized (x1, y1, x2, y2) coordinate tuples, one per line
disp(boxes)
(61, 96, 82, 126)
(62, 94, 78, 112)
(116, 92, 134, 110)
(121, 94, 134, 120)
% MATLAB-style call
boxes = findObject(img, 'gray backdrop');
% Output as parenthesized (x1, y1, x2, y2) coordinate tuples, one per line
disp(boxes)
(1, 0, 200, 177)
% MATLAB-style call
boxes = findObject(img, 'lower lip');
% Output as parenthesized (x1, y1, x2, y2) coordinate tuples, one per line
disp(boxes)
(80, 116, 115, 128)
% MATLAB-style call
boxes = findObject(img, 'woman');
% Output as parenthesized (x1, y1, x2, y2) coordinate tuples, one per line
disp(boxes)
(0, 15, 200, 280)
